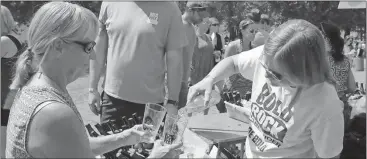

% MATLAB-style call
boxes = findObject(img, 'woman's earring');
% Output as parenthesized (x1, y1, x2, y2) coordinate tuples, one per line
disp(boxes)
(54, 40, 64, 58)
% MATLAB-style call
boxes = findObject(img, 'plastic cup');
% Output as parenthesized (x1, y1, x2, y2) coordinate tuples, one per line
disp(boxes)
(141, 103, 167, 143)
(162, 114, 189, 145)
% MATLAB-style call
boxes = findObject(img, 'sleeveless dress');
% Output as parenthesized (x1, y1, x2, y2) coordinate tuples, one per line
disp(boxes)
(190, 34, 215, 85)
(212, 32, 223, 65)
(5, 85, 83, 158)
(328, 56, 351, 98)
(328, 55, 352, 129)
(223, 39, 253, 96)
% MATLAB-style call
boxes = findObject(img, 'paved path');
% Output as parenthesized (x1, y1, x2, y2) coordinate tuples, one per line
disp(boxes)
(68, 68, 366, 124)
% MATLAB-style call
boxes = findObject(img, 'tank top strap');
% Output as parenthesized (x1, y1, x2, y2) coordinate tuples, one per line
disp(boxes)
(22, 86, 83, 121)
(5, 85, 83, 158)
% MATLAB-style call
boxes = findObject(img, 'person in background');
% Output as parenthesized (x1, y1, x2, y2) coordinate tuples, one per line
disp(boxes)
(360, 43, 365, 57)
(246, 10, 260, 42)
(252, 14, 271, 47)
(207, 17, 225, 65)
(343, 36, 353, 55)
(1, 5, 22, 58)
(190, 17, 214, 115)
(179, 1, 209, 108)
(247, 8, 271, 48)
(353, 42, 359, 57)
(343, 35, 355, 65)
(224, 36, 229, 45)
(89, 2, 188, 123)
(1, 5, 24, 158)
(5, 2, 182, 158)
(215, 19, 257, 113)
(320, 22, 356, 129)
(188, 19, 344, 158)
(357, 43, 365, 58)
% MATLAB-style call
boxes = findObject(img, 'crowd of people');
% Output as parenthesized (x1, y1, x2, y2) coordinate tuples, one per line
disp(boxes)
(1, 1, 365, 158)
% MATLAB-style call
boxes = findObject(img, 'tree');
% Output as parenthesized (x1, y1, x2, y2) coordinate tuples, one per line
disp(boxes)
(2, 1, 365, 40)
(266, 1, 366, 32)
(1, 1, 101, 25)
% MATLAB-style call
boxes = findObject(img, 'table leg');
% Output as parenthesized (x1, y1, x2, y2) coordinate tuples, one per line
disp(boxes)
(240, 142, 245, 158)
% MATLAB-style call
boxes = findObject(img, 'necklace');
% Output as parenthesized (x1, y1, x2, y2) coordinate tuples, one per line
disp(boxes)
(35, 72, 68, 94)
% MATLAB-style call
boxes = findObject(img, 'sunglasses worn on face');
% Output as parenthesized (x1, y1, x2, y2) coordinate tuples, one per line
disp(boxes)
(202, 21, 211, 25)
(191, 7, 207, 12)
(259, 54, 282, 82)
(73, 41, 96, 55)
(211, 23, 219, 26)
(249, 29, 256, 34)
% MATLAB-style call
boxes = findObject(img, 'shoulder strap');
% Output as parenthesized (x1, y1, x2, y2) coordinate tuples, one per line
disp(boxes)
(33, 101, 59, 117)
(4, 35, 22, 51)
(216, 33, 223, 50)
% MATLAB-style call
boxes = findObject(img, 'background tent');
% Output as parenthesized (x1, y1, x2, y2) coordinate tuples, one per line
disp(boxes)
(338, 1, 366, 9)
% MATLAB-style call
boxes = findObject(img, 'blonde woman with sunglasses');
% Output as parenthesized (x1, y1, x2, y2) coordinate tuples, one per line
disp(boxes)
(187, 19, 343, 158)
(6, 2, 182, 158)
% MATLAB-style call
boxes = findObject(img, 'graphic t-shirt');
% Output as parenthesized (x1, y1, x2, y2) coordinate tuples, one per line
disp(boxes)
(234, 45, 344, 158)
(99, 2, 188, 104)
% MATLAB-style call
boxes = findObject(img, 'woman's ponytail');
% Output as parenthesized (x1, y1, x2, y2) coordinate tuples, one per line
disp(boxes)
(9, 49, 36, 90)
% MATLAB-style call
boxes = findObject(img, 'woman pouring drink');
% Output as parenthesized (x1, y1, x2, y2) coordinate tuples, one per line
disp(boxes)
(187, 19, 344, 158)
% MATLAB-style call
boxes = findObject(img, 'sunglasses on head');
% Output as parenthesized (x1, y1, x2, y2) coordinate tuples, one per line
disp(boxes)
(73, 41, 96, 55)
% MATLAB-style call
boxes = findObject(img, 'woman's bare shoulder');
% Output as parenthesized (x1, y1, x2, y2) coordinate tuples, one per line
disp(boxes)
(31, 102, 80, 128)
(28, 102, 87, 157)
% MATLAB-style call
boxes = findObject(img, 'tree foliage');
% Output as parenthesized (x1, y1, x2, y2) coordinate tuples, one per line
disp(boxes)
(1, 1, 365, 40)
(178, 1, 366, 40)
(1, 1, 101, 25)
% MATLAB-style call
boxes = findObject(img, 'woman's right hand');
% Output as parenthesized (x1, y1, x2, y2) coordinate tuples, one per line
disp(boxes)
(187, 76, 215, 107)
(148, 139, 184, 158)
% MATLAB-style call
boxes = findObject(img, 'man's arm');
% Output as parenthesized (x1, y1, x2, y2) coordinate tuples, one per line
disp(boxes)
(181, 25, 196, 84)
(165, 3, 189, 114)
(178, 25, 196, 108)
(89, 23, 108, 90)
(166, 48, 184, 101)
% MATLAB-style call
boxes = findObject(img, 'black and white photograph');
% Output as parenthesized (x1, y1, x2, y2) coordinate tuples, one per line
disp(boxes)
(1, 1, 366, 158)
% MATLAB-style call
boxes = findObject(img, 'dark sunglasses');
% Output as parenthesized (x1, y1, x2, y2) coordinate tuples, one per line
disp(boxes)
(73, 41, 96, 54)
(192, 7, 207, 12)
(259, 54, 282, 81)
(211, 23, 219, 26)
(249, 29, 256, 34)
(260, 20, 269, 25)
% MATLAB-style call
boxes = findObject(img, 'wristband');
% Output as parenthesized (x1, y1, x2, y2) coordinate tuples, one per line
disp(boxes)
(167, 99, 179, 106)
